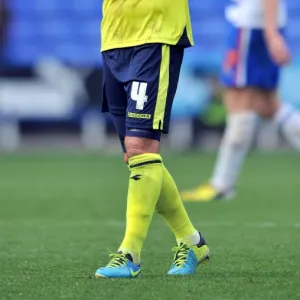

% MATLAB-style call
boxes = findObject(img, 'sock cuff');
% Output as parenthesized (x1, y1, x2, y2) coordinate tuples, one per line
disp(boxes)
(129, 153, 162, 169)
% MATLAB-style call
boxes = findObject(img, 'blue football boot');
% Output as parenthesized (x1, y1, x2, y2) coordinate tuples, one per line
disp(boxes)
(95, 252, 141, 279)
(168, 235, 210, 275)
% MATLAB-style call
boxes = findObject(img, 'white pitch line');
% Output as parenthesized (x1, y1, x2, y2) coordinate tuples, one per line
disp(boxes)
(244, 222, 277, 228)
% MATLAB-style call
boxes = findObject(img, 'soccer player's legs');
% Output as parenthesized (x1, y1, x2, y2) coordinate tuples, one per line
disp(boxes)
(211, 28, 269, 196)
(219, 29, 300, 191)
(117, 44, 169, 267)
(119, 44, 209, 276)
(181, 26, 259, 202)
(96, 44, 209, 278)
(182, 26, 300, 203)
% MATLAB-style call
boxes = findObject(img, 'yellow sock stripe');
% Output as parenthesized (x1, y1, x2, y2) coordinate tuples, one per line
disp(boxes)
(153, 45, 170, 130)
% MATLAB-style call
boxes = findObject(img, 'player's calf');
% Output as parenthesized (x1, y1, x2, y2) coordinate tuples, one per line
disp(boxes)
(113, 132, 164, 268)
(210, 110, 257, 192)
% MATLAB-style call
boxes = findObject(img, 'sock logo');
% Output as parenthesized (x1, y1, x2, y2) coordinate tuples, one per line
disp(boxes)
(130, 174, 142, 181)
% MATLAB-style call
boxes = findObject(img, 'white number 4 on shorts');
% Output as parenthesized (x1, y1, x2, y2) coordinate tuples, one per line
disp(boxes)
(131, 81, 148, 110)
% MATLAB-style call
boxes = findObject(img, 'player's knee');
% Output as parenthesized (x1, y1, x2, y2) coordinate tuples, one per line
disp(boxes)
(253, 91, 279, 119)
(125, 128, 161, 158)
(125, 136, 160, 158)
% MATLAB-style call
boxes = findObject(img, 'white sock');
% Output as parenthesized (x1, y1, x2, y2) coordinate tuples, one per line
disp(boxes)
(211, 112, 257, 191)
(177, 231, 200, 247)
(274, 103, 300, 150)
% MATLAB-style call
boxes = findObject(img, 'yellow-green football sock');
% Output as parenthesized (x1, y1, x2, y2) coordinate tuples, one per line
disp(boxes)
(119, 153, 163, 264)
(156, 164, 200, 246)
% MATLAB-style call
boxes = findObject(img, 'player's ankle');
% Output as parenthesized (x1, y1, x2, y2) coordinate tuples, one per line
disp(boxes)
(118, 248, 140, 265)
(176, 230, 201, 247)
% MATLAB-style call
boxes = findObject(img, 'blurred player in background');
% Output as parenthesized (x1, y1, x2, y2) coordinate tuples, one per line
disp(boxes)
(95, 0, 210, 278)
(181, 0, 300, 202)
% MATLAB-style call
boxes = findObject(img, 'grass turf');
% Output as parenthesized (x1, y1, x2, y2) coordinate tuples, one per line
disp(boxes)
(0, 152, 300, 300)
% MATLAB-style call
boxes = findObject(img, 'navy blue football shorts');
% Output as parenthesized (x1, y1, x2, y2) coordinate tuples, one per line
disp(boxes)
(102, 43, 184, 149)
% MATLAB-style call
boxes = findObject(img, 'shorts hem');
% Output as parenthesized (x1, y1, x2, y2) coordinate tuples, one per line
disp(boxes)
(126, 122, 169, 134)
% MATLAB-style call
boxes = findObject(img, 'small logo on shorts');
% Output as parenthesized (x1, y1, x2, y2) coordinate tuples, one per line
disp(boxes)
(128, 112, 151, 119)
(131, 81, 148, 110)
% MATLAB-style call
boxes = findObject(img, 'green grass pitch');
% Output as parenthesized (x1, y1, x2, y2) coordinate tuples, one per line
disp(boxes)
(0, 152, 300, 300)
